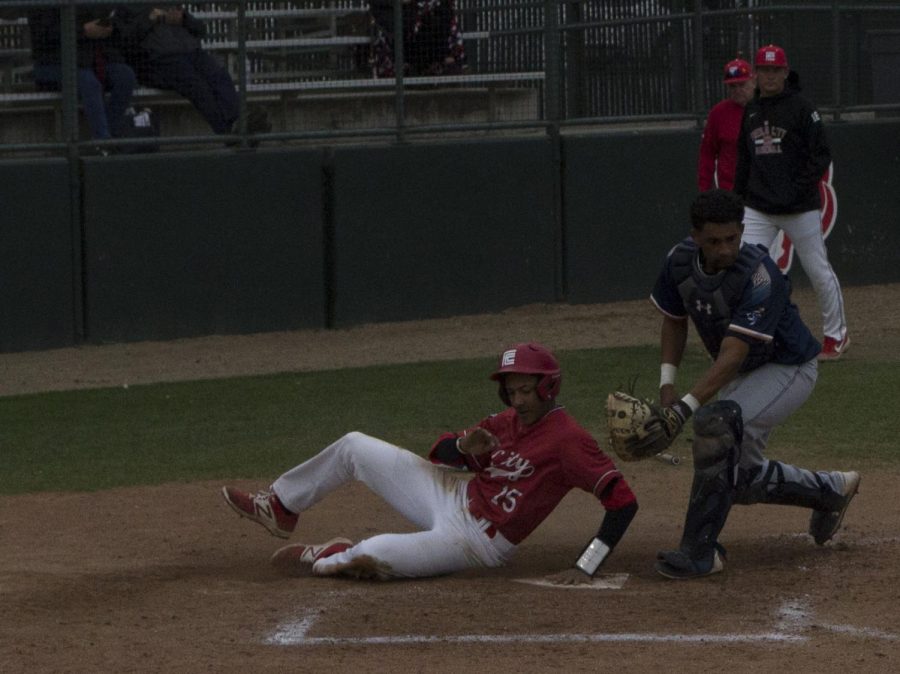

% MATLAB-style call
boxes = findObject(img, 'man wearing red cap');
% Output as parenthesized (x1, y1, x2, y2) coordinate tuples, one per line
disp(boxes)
(697, 57, 756, 191)
(734, 44, 849, 360)
(221, 342, 638, 583)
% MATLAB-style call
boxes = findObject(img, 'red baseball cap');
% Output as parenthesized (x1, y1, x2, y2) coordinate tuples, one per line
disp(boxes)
(723, 58, 752, 83)
(755, 44, 789, 68)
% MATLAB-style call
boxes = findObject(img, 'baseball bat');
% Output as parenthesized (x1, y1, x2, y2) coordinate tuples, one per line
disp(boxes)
(654, 452, 680, 466)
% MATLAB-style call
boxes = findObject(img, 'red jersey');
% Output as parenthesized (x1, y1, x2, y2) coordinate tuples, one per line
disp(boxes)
(697, 98, 745, 191)
(431, 407, 627, 545)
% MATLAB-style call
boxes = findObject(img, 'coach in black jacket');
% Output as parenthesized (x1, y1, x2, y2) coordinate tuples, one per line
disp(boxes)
(733, 44, 849, 361)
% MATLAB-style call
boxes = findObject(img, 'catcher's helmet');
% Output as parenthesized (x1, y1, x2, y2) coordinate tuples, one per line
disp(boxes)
(490, 342, 561, 405)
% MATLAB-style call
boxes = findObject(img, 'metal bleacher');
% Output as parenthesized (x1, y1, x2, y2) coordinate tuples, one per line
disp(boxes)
(0, 3, 545, 107)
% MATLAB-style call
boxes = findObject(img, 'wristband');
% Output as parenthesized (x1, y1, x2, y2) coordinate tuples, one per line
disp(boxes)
(574, 537, 610, 577)
(659, 363, 677, 388)
(681, 393, 701, 413)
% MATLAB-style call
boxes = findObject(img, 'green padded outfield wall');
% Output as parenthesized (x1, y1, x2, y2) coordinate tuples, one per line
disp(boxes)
(1, 122, 898, 353)
(562, 122, 900, 304)
(562, 130, 699, 304)
(81, 149, 326, 342)
(330, 138, 558, 327)
(0, 158, 75, 352)
(820, 120, 900, 285)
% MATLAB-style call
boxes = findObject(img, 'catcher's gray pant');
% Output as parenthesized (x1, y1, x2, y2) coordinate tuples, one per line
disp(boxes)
(719, 358, 845, 505)
(272, 432, 515, 579)
(742, 207, 848, 342)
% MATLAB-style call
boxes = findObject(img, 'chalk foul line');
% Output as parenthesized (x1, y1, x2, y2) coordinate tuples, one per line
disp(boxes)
(263, 597, 899, 647)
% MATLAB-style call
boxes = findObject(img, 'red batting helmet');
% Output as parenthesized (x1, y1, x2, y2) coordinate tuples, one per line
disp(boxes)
(755, 44, 789, 68)
(490, 342, 561, 405)
(723, 58, 752, 84)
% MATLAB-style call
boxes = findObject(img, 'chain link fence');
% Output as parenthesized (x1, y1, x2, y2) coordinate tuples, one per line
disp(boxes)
(1, 0, 898, 152)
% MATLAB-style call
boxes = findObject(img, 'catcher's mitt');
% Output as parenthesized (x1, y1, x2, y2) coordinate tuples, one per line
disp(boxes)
(605, 391, 684, 462)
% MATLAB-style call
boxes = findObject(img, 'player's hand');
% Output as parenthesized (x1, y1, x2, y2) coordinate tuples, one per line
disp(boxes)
(543, 568, 595, 586)
(458, 428, 499, 456)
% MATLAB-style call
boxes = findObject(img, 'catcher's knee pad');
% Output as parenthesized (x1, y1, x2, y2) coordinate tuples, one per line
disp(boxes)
(691, 400, 743, 472)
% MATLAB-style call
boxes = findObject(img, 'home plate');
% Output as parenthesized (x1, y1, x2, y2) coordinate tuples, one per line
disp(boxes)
(513, 573, 629, 590)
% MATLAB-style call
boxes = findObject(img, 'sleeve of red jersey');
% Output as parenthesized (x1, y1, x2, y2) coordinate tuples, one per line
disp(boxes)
(427, 419, 494, 471)
(561, 433, 626, 501)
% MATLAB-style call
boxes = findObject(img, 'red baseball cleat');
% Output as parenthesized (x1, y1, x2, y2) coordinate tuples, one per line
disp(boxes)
(270, 538, 353, 577)
(221, 485, 298, 538)
(818, 334, 850, 361)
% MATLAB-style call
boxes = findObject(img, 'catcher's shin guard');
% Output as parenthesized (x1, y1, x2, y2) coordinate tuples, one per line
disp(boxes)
(665, 401, 742, 573)
(738, 460, 849, 512)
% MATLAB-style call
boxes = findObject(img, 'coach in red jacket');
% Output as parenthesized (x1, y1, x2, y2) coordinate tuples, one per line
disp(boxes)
(697, 57, 756, 191)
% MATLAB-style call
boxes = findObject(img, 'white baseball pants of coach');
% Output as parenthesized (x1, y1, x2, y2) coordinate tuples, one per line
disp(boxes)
(742, 206, 848, 342)
(271, 432, 515, 579)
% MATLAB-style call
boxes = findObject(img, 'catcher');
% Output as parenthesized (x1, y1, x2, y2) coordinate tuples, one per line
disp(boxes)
(608, 189, 859, 579)
(223, 342, 638, 583)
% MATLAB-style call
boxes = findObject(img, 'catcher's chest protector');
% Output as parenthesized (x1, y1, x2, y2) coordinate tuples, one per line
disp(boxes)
(670, 242, 768, 345)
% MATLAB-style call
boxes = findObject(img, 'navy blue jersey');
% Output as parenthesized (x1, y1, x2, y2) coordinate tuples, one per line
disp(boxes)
(651, 240, 820, 371)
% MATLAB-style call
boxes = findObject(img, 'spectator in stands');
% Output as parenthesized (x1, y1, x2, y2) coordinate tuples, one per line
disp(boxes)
(113, 4, 270, 137)
(28, 6, 136, 143)
(697, 57, 755, 191)
(368, 0, 465, 78)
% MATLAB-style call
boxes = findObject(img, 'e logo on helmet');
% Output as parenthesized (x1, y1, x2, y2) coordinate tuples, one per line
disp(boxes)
(501, 350, 517, 367)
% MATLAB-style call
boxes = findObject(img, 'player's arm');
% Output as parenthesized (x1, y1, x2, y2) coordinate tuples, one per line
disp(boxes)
(429, 427, 497, 469)
(659, 314, 688, 406)
(733, 107, 751, 196)
(795, 104, 832, 195)
(546, 478, 638, 585)
(686, 335, 748, 405)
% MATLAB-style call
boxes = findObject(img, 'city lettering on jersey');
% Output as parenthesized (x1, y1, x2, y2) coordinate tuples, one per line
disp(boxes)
(751, 121, 786, 154)
(486, 450, 535, 482)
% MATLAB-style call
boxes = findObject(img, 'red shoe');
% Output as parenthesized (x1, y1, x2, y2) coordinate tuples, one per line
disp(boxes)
(270, 537, 353, 577)
(221, 486, 298, 539)
(818, 334, 850, 361)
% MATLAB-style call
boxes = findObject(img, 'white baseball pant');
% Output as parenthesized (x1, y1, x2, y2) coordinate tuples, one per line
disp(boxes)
(271, 432, 515, 579)
(742, 206, 848, 341)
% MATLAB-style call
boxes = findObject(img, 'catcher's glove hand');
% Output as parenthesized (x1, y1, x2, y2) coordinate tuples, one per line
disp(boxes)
(605, 391, 692, 462)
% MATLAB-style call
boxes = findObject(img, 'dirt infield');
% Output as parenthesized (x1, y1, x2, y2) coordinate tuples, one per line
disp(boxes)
(2, 284, 899, 672)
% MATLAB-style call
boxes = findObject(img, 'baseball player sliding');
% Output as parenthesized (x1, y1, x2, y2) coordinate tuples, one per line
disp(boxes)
(223, 342, 638, 582)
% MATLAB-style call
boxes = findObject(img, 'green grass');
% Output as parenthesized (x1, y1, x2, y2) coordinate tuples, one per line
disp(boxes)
(1, 345, 896, 495)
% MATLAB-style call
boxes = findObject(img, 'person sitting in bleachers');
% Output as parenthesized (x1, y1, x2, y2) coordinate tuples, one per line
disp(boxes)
(368, 0, 465, 78)
(113, 4, 270, 136)
(28, 6, 136, 142)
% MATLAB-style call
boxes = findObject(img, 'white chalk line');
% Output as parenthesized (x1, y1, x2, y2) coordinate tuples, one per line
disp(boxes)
(512, 573, 629, 590)
(266, 628, 803, 647)
(776, 598, 899, 642)
(263, 596, 899, 647)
